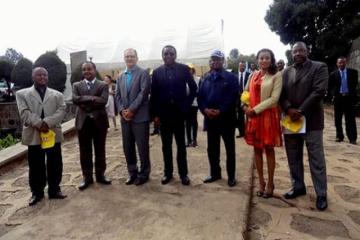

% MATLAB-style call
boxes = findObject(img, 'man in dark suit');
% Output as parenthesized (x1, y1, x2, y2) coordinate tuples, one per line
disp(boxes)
(235, 61, 250, 138)
(150, 45, 197, 185)
(329, 57, 358, 144)
(72, 61, 111, 190)
(280, 42, 328, 211)
(115, 48, 151, 186)
(198, 50, 239, 187)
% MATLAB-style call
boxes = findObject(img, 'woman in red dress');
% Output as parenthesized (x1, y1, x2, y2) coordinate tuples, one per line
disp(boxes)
(243, 49, 283, 198)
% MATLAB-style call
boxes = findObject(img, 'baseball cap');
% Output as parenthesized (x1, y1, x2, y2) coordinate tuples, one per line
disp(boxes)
(210, 50, 224, 58)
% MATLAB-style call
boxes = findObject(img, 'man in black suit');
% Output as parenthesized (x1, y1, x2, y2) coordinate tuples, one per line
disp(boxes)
(329, 57, 358, 144)
(150, 45, 197, 185)
(236, 62, 250, 138)
(72, 62, 112, 190)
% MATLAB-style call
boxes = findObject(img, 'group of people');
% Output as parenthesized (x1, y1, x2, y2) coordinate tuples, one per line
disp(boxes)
(16, 42, 358, 212)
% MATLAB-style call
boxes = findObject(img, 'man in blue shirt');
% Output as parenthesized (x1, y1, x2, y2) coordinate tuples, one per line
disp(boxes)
(198, 50, 239, 187)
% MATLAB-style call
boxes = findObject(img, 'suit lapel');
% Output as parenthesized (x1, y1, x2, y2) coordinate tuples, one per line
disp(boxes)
(29, 86, 43, 104)
(42, 88, 50, 104)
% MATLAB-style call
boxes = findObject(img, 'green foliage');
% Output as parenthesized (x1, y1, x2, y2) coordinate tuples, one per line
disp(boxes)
(11, 58, 33, 90)
(265, 0, 360, 70)
(0, 134, 20, 150)
(5, 48, 23, 65)
(70, 63, 103, 85)
(227, 48, 256, 73)
(34, 52, 67, 92)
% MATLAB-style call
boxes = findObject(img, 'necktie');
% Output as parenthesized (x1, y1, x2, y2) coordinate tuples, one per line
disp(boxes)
(87, 82, 93, 90)
(240, 73, 244, 90)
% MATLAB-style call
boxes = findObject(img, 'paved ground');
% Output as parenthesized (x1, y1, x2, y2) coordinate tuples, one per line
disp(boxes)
(0, 117, 253, 240)
(247, 109, 360, 240)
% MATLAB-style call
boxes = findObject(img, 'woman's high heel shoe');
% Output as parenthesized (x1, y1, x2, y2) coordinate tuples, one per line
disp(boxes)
(263, 184, 274, 199)
(256, 183, 266, 197)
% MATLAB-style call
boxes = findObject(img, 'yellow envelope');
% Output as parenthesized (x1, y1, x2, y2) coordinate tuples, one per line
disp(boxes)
(241, 91, 250, 105)
(40, 130, 56, 149)
(281, 115, 304, 133)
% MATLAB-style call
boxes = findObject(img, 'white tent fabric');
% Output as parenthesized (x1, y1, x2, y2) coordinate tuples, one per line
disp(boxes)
(57, 20, 224, 64)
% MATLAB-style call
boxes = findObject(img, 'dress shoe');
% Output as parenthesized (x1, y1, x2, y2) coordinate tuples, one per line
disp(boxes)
(29, 194, 44, 206)
(228, 178, 237, 187)
(78, 179, 94, 191)
(283, 188, 306, 199)
(316, 196, 328, 211)
(203, 175, 222, 183)
(335, 138, 343, 142)
(180, 176, 190, 185)
(96, 176, 112, 185)
(134, 177, 149, 186)
(350, 140, 357, 145)
(161, 175, 173, 185)
(49, 191, 67, 199)
(263, 185, 275, 199)
(125, 176, 137, 185)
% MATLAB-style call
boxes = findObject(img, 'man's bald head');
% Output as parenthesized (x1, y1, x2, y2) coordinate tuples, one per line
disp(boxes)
(32, 67, 49, 87)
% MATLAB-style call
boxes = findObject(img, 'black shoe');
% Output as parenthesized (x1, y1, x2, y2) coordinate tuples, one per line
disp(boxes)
(96, 175, 112, 185)
(203, 175, 222, 183)
(192, 141, 198, 147)
(180, 176, 190, 185)
(161, 175, 173, 185)
(125, 175, 137, 185)
(150, 131, 159, 136)
(49, 191, 67, 199)
(29, 194, 44, 206)
(335, 138, 343, 142)
(283, 188, 306, 199)
(350, 140, 357, 145)
(134, 177, 149, 186)
(316, 196, 328, 211)
(236, 135, 241, 138)
(78, 178, 94, 191)
(228, 178, 237, 187)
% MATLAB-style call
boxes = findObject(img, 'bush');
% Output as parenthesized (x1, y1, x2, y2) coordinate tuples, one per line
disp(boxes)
(34, 52, 67, 92)
(0, 134, 20, 150)
(0, 60, 15, 102)
(11, 58, 33, 91)
(70, 63, 102, 85)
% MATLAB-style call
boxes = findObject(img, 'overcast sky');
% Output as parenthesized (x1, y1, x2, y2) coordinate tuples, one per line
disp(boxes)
(0, 0, 289, 63)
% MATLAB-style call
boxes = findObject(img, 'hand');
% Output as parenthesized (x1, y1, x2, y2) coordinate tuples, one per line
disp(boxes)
(287, 108, 302, 122)
(39, 122, 49, 133)
(122, 109, 132, 121)
(245, 108, 256, 118)
(204, 108, 219, 119)
(154, 117, 161, 127)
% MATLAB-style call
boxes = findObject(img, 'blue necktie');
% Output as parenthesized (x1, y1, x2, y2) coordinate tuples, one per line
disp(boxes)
(340, 70, 348, 94)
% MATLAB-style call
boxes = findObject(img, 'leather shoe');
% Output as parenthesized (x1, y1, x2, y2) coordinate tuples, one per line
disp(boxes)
(96, 176, 112, 185)
(29, 194, 44, 206)
(161, 175, 173, 185)
(180, 176, 190, 185)
(78, 179, 94, 191)
(49, 191, 67, 199)
(283, 188, 306, 199)
(134, 177, 149, 186)
(316, 196, 328, 211)
(203, 175, 222, 183)
(228, 178, 237, 187)
(350, 140, 357, 145)
(125, 175, 137, 185)
(335, 138, 343, 142)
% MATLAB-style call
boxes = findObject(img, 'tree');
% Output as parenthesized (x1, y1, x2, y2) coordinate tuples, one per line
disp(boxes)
(70, 63, 103, 85)
(4, 48, 23, 65)
(0, 60, 15, 101)
(227, 48, 256, 73)
(33, 52, 67, 92)
(11, 58, 33, 91)
(265, 0, 360, 70)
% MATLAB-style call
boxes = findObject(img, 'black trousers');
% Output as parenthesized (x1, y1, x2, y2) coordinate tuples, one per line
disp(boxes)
(206, 116, 236, 179)
(185, 106, 198, 144)
(236, 106, 245, 136)
(78, 117, 107, 180)
(160, 113, 188, 177)
(334, 96, 357, 142)
(27, 143, 63, 196)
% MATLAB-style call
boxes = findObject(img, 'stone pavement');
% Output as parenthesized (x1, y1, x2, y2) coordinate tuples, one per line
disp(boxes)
(247, 109, 360, 240)
(0, 116, 253, 240)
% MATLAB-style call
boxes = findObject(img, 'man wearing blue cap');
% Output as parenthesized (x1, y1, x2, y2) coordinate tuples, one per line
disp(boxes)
(198, 50, 240, 187)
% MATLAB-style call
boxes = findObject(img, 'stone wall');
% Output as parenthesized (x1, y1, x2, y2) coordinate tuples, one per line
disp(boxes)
(0, 102, 21, 138)
(348, 36, 360, 82)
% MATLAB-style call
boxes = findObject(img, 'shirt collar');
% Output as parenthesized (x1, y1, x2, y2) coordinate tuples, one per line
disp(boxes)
(294, 59, 310, 69)
(125, 65, 136, 74)
(85, 78, 96, 84)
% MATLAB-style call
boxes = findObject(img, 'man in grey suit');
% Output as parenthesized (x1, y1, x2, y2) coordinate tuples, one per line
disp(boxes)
(16, 67, 67, 206)
(115, 48, 151, 185)
(280, 42, 328, 210)
(73, 62, 111, 190)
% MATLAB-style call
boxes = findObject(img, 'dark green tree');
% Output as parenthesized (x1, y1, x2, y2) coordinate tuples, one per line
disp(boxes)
(5, 48, 23, 64)
(11, 58, 33, 90)
(0, 60, 15, 101)
(70, 63, 102, 85)
(265, 0, 360, 70)
(34, 52, 67, 92)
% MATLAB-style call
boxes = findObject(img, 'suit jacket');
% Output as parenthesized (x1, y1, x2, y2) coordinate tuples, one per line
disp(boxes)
(329, 68, 358, 103)
(236, 71, 251, 93)
(244, 71, 282, 114)
(115, 65, 151, 123)
(72, 79, 109, 130)
(150, 62, 197, 119)
(280, 59, 328, 131)
(16, 86, 66, 145)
